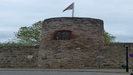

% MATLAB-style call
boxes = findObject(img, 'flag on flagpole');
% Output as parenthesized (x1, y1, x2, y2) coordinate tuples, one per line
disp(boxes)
(63, 3, 74, 12)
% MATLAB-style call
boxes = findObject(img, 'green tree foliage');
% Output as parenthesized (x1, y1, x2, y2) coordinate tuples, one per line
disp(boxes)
(0, 41, 33, 46)
(0, 21, 43, 46)
(14, 21, 43, 45)
(104, 30, 116, 43)
(0, 38, 33, 46)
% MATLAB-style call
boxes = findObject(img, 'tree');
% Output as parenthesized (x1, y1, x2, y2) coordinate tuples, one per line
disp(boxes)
(104, 30, 116, 43)
(14, 21, 43, 45)
(0, 38, 33, 46)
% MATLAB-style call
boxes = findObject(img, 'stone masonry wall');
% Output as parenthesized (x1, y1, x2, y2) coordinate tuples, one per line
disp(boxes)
(0, 46, 39, 68)
(0, 44, 132, 68)
(38, 17, 104, 69)
(102, 43, 133, 68)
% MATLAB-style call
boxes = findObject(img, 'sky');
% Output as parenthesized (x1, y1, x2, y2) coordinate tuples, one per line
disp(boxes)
(0, 0, 133, 43)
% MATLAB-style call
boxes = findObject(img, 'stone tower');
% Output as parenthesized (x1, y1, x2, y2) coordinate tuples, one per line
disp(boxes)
(38, 17, 104, 68)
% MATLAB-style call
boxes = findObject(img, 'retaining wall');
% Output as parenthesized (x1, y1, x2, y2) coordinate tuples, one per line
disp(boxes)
(0, 46, 39, 68)
(0, 43, 132, 68)
(103, 43, 133, 68)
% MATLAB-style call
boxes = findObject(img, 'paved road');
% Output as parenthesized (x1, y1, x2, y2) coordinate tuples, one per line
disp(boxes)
(0, 69, 131, 75)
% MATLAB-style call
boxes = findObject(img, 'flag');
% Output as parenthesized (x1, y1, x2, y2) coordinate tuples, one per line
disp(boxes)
(63, 3, 74, 12)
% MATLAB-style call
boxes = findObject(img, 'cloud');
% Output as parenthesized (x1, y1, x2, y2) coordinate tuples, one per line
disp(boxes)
(0, 0, 133, 43)
(0, 31, 14, 42)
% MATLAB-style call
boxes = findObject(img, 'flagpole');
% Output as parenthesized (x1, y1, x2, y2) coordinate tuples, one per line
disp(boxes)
(63, 2, 74, 17)
(72, 2, 74, 17)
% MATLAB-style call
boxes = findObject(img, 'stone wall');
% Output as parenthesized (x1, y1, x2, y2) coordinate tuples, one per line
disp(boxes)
(38, 17, 104, 68)
(0, 43, 132, 68)
(0, 46, 39, 68)
(102, 43, 133, 68)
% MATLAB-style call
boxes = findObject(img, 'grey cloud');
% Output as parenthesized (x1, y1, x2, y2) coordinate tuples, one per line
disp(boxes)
(115, 34, 133, 42)
(0, 0, 133, 43)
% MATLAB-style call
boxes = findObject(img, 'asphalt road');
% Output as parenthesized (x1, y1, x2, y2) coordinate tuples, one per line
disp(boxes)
(0, 69, 131, 75)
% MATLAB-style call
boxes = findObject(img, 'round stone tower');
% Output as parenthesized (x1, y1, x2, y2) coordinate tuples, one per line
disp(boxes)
(38, 17, 104, 68)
